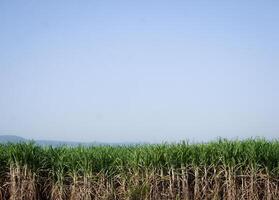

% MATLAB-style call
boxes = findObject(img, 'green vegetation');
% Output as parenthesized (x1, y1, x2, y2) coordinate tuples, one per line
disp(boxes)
(0, 139, 278, 199)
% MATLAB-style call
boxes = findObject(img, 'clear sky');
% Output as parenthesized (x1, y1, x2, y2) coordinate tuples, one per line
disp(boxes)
(1, 0, 279, 142)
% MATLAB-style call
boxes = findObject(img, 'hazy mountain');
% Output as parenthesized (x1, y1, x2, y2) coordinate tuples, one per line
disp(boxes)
(0, 135, 26, 143)
(0, 135, 145, 146)
(0, 135, 99, 146)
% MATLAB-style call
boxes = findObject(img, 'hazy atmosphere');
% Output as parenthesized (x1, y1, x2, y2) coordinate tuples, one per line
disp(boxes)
(1, 0, 279, 142)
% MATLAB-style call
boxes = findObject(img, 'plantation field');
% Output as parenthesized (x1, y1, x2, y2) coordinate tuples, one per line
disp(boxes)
(0, 139, 278, 199)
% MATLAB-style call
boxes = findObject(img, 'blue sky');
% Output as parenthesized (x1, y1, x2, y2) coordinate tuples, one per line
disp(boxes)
(0, 0, 279, 142)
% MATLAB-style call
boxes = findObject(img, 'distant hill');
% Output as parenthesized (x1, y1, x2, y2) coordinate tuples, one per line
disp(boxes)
(0, 135, 96, 146)
(0, 135, 26, 143)
(0, 135, 144, 146)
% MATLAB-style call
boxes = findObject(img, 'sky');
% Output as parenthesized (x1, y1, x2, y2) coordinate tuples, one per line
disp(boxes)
(0, 0, 279, 142)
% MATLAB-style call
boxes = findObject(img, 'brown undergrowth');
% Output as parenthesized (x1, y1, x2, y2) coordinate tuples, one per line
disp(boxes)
(0, 166, 278, 200)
